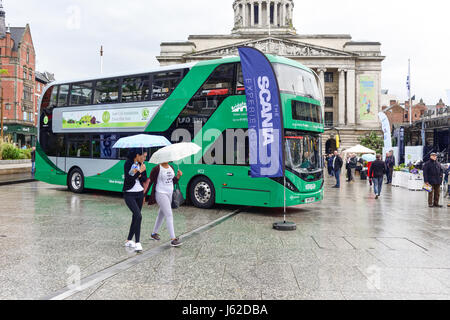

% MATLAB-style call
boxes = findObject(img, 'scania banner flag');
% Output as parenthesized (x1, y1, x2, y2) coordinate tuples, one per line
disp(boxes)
(238, 47, 284, 178)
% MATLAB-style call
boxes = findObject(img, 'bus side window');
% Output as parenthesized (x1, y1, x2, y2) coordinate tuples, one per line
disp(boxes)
(195, 64, 234, 97)
(235, 64, 245, 95)
(70, 82, 93, 106)
(152, 71, 181, 100)
(94, 79, 120, 104)
(122, 76, 151, 102)
(57, 85, 70, 107)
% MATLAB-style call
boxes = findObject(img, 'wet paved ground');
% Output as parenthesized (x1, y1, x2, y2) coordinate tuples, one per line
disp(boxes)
(0, 175, 449, 300)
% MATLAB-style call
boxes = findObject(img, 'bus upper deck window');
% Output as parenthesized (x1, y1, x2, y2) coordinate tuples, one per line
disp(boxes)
(152, 72, 181, 100)
(57, 85, 70, 107)
(122, 76, 151, 102)
(94, 79, 119, 104)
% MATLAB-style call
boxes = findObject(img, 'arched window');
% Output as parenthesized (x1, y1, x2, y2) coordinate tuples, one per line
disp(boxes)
(27, 48, 30, 64)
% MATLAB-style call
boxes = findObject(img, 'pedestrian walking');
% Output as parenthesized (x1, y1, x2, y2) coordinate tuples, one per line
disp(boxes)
(367, 161, 374, 186)
(326, 153, 334, 177)
(385, 150, 395, 184)
(123, 149, 148, 252)
(146, 162, 183, 247)
(368, 155, 386, 199)
(332, 151, 343, 188)
(346, 153, 357, 182)
(31, 146, 36, 176)
(423, 153, 444, 208)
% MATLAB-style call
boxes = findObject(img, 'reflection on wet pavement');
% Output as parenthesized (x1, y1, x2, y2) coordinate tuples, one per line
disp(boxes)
(1, 176, 449, 300)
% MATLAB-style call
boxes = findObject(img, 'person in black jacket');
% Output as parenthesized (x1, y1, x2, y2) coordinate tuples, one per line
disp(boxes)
(332, 151, 343, 188)
(123, 148, 148, 252)
(346, 153, 357, 182)
(368, 154, 386, 199)
(423, 153, 444, 208)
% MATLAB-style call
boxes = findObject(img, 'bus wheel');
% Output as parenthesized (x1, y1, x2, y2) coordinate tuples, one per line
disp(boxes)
(190, 177, 215, 209)
(68, 168, 85, 193)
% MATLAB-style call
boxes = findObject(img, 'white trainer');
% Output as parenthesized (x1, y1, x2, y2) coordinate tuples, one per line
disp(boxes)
(135, 243, 143, 252)
(125, 240, 136, 248)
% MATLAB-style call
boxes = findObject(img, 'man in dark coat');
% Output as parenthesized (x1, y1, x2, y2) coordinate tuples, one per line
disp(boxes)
(332, 151, 343, 188)
(346, 153, 357, 182)
(385, 151, 395, 184)
(368, 154, 386, 199)
(423, 153, 444, 208)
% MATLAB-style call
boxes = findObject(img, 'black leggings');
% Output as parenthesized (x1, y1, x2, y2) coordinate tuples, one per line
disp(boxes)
(124, 192, 144, 243)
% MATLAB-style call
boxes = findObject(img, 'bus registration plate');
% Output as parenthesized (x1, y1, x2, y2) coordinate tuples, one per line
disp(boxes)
(305, 198, 315, 204)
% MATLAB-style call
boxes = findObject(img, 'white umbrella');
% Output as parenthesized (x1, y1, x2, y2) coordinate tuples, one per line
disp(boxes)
(343, 144, 376, 155)
(149, 142, 201, 164)
(112, 134, 171, 149)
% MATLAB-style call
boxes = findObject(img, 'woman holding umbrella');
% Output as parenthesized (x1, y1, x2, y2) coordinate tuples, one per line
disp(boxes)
(145, 142, 201, 247)
(123, 148, 148, 252)
(147, 162, 183, 247)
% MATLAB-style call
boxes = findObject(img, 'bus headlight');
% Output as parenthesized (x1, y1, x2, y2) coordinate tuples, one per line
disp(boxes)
(271, 177, 300, 193)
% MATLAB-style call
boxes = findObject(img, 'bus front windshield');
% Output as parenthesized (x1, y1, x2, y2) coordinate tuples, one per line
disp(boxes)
(273, 63, 320, 101)
(285, 135, 322, 173)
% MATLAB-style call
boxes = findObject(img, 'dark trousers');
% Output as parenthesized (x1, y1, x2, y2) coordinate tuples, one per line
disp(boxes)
(386, 168, 393, 184)
(327, 166, 333, 176)
(428, 185, 441, 206)
(124, 191, 144, 243)
(347, 168, 353, 181)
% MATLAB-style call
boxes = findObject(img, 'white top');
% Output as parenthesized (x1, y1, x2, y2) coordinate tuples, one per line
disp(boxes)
(128, 179, 144, 193)
(128, 164, 144, 193)
(155, 165, 175, 194)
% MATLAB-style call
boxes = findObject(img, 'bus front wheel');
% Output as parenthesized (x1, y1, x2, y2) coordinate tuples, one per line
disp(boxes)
(189, 176, 215, 209)
(68, 168, 85, 194)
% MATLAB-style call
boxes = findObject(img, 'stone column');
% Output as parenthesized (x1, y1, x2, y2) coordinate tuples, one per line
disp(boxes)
(346, 69, 356, 125)
(338, 69, 346, 126)
(274, 1, 278, 26)
(267, 1, 271, 27)
(281, 1, 286, 26)
(243, 2, 247, 27)
(317, 68, 326, 98)
(250, 1, 254, 26)
(258, 1, 262, 26)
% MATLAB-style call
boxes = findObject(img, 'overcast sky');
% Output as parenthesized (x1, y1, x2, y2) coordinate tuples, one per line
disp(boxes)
(5, 0, 450, 104)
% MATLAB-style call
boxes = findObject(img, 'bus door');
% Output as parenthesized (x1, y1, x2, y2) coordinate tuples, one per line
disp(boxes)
(55, 134, 67, 175)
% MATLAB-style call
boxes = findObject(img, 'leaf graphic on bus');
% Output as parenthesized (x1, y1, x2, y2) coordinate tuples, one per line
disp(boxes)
(142, 108, 150, 119)
(102, 111, 111, 123)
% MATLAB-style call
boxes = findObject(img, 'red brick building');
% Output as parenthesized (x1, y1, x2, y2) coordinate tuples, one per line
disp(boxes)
(382, 99, 428, 127)
(0, 1, 38, 146)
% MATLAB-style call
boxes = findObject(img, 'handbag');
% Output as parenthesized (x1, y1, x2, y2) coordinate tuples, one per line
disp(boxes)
(171, 183, 185, 209)
(422, 183, 433, 193)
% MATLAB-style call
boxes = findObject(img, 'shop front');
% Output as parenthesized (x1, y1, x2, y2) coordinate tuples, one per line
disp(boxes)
(2, 123, 37, 148)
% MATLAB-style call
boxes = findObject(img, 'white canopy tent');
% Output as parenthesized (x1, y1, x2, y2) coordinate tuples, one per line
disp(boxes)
(343, 144, 376, 155)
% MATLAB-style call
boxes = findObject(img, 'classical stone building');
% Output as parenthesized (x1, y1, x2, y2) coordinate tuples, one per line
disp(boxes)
(157, 0, 385, 152)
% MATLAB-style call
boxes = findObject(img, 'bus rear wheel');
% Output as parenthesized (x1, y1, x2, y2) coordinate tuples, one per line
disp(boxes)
(68, 168, 85, 194)
(189, 177, 215, 209)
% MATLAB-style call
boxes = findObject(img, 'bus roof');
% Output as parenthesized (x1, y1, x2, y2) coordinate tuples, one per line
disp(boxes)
(195, 54, 313, 73)
(46, 54, 313, 87)
(47, 62, 198, 86)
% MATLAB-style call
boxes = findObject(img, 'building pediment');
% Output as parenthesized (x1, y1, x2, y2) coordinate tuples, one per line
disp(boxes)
(185, 37, 355, 58)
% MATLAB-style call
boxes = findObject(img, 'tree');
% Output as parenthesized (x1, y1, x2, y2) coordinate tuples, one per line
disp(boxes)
(358, 131, 384, 154)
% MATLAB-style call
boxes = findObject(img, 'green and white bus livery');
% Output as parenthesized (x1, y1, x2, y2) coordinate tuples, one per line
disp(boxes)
(37, 55, 324, 209)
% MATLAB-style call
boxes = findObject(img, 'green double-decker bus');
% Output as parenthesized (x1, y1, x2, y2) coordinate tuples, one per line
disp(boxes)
(37, 55, 324, 209)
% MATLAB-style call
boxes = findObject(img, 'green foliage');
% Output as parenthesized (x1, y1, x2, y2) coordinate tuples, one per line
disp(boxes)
(1, 143, 21, 160)
(0, 139, 31, 160)
(358, 131, 384, 155)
